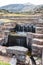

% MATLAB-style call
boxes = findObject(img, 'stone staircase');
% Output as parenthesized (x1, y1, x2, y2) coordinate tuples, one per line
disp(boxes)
(32, 21, 43, 56)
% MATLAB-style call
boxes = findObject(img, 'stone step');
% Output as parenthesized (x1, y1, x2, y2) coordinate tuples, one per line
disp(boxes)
(27, 32, 43, 39)
(32, 43, 42, 56)
(35, 27, 43, 34)
(36, 19, 43, 24)
(36, 23, 43, 27)
(32, 38, 43, 45)
(32, 50, 41, 56)
(33, 33, 43, 39)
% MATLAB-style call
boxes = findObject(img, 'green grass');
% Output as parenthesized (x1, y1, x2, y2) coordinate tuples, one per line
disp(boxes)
(0, 61, 10, 65)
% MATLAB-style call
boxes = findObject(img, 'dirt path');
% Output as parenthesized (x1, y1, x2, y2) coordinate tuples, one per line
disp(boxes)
(0, 55, 11, 63)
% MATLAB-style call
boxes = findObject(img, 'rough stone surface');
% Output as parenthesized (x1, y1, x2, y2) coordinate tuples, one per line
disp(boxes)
(35, 27, 43, 34)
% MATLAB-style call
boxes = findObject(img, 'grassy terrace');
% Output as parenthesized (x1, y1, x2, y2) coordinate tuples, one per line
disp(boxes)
(0, 19, 14, 23)
(0, 12, 42, 16)
(0, 13, 42, 24)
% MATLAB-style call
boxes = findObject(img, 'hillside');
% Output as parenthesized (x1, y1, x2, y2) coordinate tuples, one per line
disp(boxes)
(34, 5, 43, 14)
(0, 3, 43, 14)
(0, 3, 35, 13)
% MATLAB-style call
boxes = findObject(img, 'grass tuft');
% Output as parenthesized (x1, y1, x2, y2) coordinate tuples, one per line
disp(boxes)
(0, 61, 10, 65)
